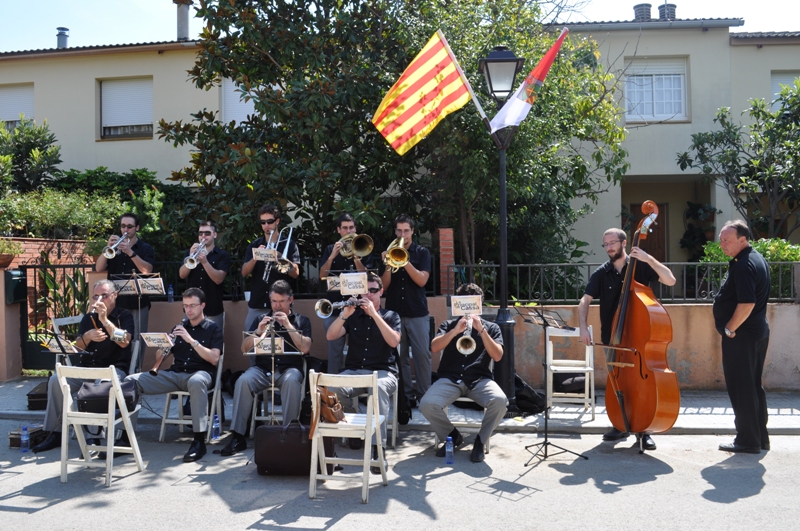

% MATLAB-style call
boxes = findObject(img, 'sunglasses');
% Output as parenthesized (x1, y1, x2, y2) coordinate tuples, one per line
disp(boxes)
(260, 218, 277, 225)
(367, 288, 381, 294)
(120, 224, 136, 229)
(198, 231, 213, 236)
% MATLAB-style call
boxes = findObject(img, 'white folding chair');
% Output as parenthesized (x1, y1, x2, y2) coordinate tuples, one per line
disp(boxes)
(56, 363, 144, 487)
(159, 350, 225, 443)
(250, 357, 307, 437)
(129, 339, 140, 376)
(52, 315, 84, 366)
(308, 370, 387, 504)
(546, 326, 595, 420)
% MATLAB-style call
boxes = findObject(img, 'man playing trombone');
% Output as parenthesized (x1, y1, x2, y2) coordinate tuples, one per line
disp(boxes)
(179, 220, 231, 329)
(126, 288, 223, 462)
(419, 283, 506, 463)
(319, 213, 372, 374)
(241, 204, 300, 335)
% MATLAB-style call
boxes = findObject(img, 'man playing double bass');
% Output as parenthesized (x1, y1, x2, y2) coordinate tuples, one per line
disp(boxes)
(578, 227, 676, 450)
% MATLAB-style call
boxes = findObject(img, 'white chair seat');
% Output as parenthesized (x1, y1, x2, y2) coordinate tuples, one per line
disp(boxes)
(546, 326, 595, 420)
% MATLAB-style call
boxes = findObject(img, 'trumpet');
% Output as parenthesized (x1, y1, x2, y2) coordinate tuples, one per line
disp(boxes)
(183, 237, 208, 269)
(149, 321, 186, 376)
(384, 237, 409, 273)
(102, 236, 129, 259)
(339, 233, 374, 259)
(314, 297, 359, 319)
(456, 317, 476, 355)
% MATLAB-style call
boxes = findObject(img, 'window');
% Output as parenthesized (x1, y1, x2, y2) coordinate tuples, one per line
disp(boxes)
(100, 78, 153, 139)
(625, 58, 687, 122)
(222, 78, 255, 124)
(771, 71, 800, 111)
(0, 83, 34, 131)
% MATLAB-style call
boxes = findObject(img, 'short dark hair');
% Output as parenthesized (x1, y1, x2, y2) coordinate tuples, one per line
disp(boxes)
(336, 213, 355, 229)
(455, 283, 483, 297)
(722, 220, 751, 241)
(367, 272, 382, 290)
(270, 280, 293, 298)
(199, 220, 217, 231)
(258, 204, 281, 219)
(394, 214, 415, 230)
(603, 228, 627, 242)
(120, 212, 140, 226)
(183, 287, 206, 303)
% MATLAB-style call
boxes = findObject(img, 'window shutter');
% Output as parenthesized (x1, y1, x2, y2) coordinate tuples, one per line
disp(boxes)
(0, 84, 35, 122)
(222, 78, 255, 124)
(101, 78, 153, 127)
(625, 57, 686, 76)
(771, 71, 800, 110)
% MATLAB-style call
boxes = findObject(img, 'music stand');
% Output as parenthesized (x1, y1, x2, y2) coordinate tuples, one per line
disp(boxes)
(517, 306, 588, 465)
(110, 272, 163, 372)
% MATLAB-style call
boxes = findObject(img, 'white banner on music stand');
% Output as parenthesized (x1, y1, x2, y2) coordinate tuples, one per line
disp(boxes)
(451, 295, 482, 316)
(340, 272, 368, 295)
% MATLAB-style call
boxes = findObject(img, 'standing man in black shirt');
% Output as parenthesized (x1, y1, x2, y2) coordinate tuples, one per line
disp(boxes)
(713, 220, 771, 454)
(126, 288, 223, 462)
(241, 204, 300, 333)
(419, 283, 506, 463)
(326, 273, 400, 472)
(381, 214, 432, 408)
(319, 213, 371, 374)
(578, 227, 676, 450)
(179, 220, 231, 330)
(95, 212, 156, 359)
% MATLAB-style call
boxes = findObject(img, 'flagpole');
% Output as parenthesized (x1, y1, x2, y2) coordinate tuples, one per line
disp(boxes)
(437, 30, 491, 123)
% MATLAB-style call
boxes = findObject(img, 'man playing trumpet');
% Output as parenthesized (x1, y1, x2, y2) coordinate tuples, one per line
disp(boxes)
(179, 220, 231, 329)
(419, 283, 506, 463)
(126, 288, 223, 462)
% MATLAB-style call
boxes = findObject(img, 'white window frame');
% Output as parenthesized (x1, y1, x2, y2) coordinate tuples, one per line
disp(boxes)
(771, 71, 800, 112)
(624, 58, 688, 122)
(0, 83, 34, 131)
(221, 78, 256, 124)
(100, 78, 153, 139)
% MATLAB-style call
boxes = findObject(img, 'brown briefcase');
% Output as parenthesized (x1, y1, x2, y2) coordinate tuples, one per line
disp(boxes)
(254, 420, 334, 476)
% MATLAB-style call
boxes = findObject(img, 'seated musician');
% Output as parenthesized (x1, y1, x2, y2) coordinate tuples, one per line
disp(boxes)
(219, 280, 312, 457)
(326, 272, 400, 474)
(419, 283, 507, 463)
(33, 279, 134, 453)
(126, 288, 223, 463)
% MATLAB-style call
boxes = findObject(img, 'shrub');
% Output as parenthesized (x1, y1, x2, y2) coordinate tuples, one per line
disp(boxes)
(0, 117, 62, 192)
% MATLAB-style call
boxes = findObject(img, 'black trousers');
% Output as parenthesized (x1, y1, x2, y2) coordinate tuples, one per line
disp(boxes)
(721, 332, 770, 448)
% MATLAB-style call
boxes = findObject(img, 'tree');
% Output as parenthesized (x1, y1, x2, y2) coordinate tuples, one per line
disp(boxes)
(678, 80, 800, 239)
(0, 116, 62, 193)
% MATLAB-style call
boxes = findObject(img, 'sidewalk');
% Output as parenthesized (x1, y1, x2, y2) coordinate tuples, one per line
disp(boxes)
(3, 376, 799, 436)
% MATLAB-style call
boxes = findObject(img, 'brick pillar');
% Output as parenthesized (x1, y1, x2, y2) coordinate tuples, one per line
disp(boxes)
(437, 228, 455, 295)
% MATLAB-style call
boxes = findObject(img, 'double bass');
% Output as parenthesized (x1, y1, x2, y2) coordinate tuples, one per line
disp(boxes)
(604, 200, 680, 452)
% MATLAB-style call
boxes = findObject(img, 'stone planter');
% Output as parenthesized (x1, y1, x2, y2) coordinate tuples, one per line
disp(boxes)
(0, 254, 15, 268)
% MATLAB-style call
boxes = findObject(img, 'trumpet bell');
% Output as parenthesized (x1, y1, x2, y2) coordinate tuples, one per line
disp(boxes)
(102, 246, 117, 259)
(315, 299, 333, 319)
(276, 258, 293, 274)
(456, 336, 476, 355)
(352, 234, 374, 258)
(384, 237, 409, 272)
(184, 256, 198, 269)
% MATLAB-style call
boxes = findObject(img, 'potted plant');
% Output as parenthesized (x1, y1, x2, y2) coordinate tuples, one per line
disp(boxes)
(0, 238, 24, 268)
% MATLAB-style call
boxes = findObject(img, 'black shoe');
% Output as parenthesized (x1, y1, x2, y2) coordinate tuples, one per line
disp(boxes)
(408, 397, 418, 409)
(603, 427, 629, 441)
(220, 434, 247, 457)
(348, 438, 364, 450)
(32, 431, 61, 453)
(184, 439, 207, 462)
(641, 435, 656, 451)
(719, 442, 761, 454)
(470, 435, 485, 463)
(435, 430, 464, 457)
(370, 445, 387, 475)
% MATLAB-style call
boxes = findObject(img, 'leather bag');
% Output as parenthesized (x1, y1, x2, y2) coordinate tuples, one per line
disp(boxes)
(76, 379, 140, 413)
(254, 420, 334, 476)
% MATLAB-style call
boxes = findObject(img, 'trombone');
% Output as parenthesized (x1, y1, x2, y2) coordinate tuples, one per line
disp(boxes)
(102, 236, 129, 259)
(314, 297, 359, 319)
(183, 237, 208, 269)
(383, 237, 409, 273)
(456, 318, 477, 355)
(262, 227, 294, 280)
(339, 233, 374, 259)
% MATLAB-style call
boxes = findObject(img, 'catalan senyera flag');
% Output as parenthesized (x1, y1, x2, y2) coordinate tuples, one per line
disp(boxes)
(489, 28, 569, 133)
(372, 30, 472, 156)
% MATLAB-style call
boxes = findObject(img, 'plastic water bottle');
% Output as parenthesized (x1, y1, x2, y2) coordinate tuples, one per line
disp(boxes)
(212, 414, 220, 440)
(167, 284, 174, 303)
(20, 426, 30, 453)
(445, 436, 454, 464)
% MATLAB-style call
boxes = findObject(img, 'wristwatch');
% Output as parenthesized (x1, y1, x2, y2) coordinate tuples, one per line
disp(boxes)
(724, 327, 735, 338)
(192, 339, 200, 347)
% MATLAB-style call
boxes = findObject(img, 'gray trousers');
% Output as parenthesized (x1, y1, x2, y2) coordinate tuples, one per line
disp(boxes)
(419, 378, 508, 445)
(129, 306, 149, 372)
(43, 368, 127, 432)
(323, 314, 347, 374)
(230, 366, 303, 433)
(332, 370, 397, 446)
(127, 370, 212, 433)
(398, 315, 432, 400)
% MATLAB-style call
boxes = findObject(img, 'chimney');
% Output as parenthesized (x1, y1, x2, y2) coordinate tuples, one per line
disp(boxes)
(56, 27, 69, 49)
(633, 4, 652, 21)
(175, 0, 191, 41)
(658, 3, 677, 21)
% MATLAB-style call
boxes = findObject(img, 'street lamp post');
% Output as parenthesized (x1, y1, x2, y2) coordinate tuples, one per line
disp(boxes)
(478, 46, 525, 406)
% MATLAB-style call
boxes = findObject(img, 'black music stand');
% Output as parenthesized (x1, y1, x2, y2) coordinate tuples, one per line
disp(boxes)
(517, 307, 588, 465)
(110, 272, 163, 373)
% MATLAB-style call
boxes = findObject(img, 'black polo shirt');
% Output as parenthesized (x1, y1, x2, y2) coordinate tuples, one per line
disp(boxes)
(248, 311, 311, 372)
(584, 259, 659, 345)
(244, 236, 300, 309)
(77, 307, 135, 374)
(436, 318, 503, 388)
(383, 241, 431, 318)
(166, 317, 224, 379)
(320, 243, 374, 305)
(183, 246, 232, 316)
(713, 246, 770, 339)
(341, 307, 400, 374)
(104, 238, 156, 310)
